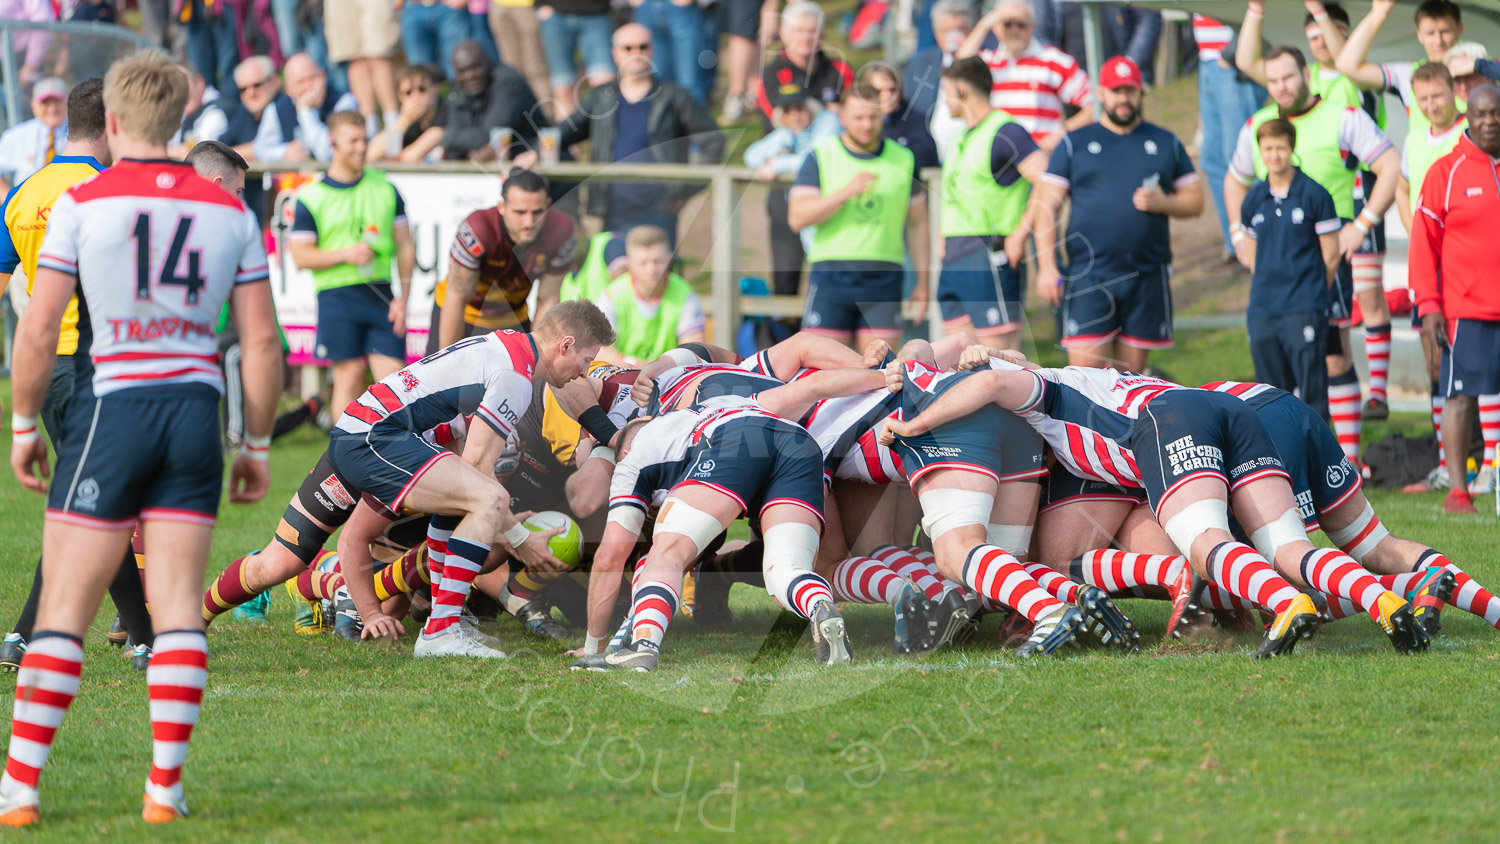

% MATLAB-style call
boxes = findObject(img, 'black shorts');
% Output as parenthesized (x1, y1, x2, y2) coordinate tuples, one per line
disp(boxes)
(1440, 318, 1500, 397)
(720, 0, 760, 40)
(680, 417, 826, 524)
(1256, 393, 1361, 531)
(327, 428, 454, 512)
(300, 450, 362, 524)
(893, 370, 1046, 487)
(1130, 389, 1290, 516)
(47, 386, 224, 529)
(1038, 463, 1145, 514)
(938, 247, 1024, 333)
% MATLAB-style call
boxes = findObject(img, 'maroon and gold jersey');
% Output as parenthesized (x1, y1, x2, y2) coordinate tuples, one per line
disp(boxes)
(435, 206, 577, 330)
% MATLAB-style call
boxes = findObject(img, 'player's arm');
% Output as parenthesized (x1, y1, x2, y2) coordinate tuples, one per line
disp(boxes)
(756, 367, 887, 420)
(287, 237, 361, 270)
(341, 500, 405, 640)
(391, 220, 414, 337)
(762, 332, 865, 380)
(565, 441, 615, 519)
(955, 6, 999, 58)
(906, 194, 931, 321)
(9, 265, 73, 493)
(1320, 230, 1340, 284)
(1030, 177, 1068, 306)
(439, 261, 479, 349)
(228, 278, 282, 503)
(787, 153, 872, 231)
(880, 367, 1042, 442)
(465, 408, 567, 571)
(1236, 2, 1270, 86)
(581, 515, 641, 653)
(1395, 176, 1413, 231)
(1333, 0, 1396, 90)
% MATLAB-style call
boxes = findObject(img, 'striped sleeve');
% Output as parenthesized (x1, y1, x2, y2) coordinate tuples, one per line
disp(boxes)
(234, 206, 270, 284)
(34, 191, 79, 276)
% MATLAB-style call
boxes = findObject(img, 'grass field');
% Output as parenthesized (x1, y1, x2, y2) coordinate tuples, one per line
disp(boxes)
(3, 339, 1500, 843)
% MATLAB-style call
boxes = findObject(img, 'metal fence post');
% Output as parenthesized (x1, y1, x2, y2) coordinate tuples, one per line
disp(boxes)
(710, 173, 741, 349)
(1, 25, 19, 133)
(924, 166, 943, 341)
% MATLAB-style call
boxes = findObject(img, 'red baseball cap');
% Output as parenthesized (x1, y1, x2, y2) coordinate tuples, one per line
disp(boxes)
(1099, 56, 1143, 90)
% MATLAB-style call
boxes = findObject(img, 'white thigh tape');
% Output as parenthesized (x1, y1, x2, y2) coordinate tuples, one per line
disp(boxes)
(1162, 498, 1229, 557)
(1248, 508, 1308, 562)
(1323, 501, 1387, 562)
(985, 523, 1034, 556)
(761, 521, 821, 575)
(606, 506, 646, 535)
(918, 488, 994, 540)
(654, 497, 725, 555)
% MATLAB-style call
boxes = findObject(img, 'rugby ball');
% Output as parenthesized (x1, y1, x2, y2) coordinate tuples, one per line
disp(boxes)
(524, 511, 582, 567)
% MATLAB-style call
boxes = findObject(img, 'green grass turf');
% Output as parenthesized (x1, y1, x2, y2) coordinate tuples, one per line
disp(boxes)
(3, 361, 1500, 843)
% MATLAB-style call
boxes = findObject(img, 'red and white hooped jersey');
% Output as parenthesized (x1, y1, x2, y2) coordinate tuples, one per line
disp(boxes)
(609, 397, 778, 513)
(803, 387, 903, 484)
(1200, 380, 1282, 410)
(651, 358, 811, 412)
(36, 159, 268, 396)
(333, 330, 538, 441)
(1017, 365, 1182, 489)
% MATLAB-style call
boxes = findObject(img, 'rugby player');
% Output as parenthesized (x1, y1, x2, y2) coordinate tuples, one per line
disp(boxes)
(2, 51, 281, 825)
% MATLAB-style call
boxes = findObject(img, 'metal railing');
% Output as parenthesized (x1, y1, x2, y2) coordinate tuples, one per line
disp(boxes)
(0, 21, 157, 133)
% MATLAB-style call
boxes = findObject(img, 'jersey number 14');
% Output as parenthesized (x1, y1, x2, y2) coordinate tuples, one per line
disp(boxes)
(132, 213, 206, 305)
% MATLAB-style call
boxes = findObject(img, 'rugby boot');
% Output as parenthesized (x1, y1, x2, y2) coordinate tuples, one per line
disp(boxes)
(891, 580, 932, 654)
(1372, 592, 1430, 654)
(0, 784, 40, 827)
(926, 589, 971, 650)
(571, 638, 659, 672)
(1014, 605, 1084, 658)
(107, 614, 131, 645)
(1254, 593, 1319, 658)
(0, 633, 25, 672)
(1076, 585, 1140, 652)
(811, 601, 852, 665)
(1409, 566, 1457, 636)
(141, 781, 189, 823)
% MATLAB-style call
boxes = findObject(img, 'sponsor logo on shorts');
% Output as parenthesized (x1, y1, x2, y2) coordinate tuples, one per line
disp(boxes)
(320, 475, 356, 509)
(75, 477, 100, 512)
(1231, 456, 1280, 477)
(1165, 434, 1223, 477)
(1304, 324, 1316, 343)
(1326, 461, 1352, 488)
(693, 459, 717, 478)
(1295, 488, 1315, 521)
(917, 445, 962, 458)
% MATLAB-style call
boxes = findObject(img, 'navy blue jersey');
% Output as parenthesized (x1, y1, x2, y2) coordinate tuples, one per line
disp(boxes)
(1241, 170, 1341, 318)
(1043, 121, 1197, 274)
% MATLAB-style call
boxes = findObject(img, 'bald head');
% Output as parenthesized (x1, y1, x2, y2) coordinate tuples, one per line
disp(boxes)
(1467, 83, 1500, 156)
(612, 23, 654, 79)
(452, 40, 493, 96)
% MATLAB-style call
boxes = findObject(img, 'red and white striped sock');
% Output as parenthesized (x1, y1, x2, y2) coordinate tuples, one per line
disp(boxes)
(425, 514, 459, 596)
(1199, 583, 1252, 611)
(147, 630, 208, 790)
(1298, 547, 1389, 620)
(1, 634, 82, 796)
(1323, 595, 1360, 620)
(1378, 571, 1427, 597)
(775, 572, 835, 619)
(629, 580, 680, 646)
(910, 547, 965, 593)
(1022, 562, 1080, 604)
(1364, 323, 1391, 404)
(960, 545, 1064, 622)
(1416, 551, 1500, 630)
(1072, 549, 1185, 594)
(1480, 395, 1500, 469)
(872, 546, 946, 600)
(1431, 388, 1447, 473)
(423, 536, 489, 636)
(1207, 542, 1300, 614)
(833, 557, 902, 605)
(1328, 370, 1363, 465)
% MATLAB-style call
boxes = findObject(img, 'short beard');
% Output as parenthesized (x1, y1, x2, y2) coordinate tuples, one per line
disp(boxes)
(1105, 103, 1139, 127)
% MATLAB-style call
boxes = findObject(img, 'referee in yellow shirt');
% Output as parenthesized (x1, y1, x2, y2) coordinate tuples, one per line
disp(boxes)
(0, 77, 154, 671)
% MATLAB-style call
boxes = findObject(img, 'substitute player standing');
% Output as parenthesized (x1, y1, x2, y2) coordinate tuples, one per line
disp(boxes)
(2, 51, 282, 826)
(1032, 57, 1204, 373)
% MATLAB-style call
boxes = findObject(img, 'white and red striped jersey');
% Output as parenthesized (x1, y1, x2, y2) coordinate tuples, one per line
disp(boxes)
(1200, 380, 1283, 408)
(651, 359, 808, 412)
(609, 398, 776, 513)
(333, 330, 537, 441)
(1192, 14, 1233, 63)
(803, 387, 902, 484)
(977, 40, 1093, 141)
(1016, 366, 1184, 488)
(36, 159, 268, 397)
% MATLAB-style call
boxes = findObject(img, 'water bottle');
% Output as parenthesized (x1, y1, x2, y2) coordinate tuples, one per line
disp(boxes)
(358, 224, 379, 280)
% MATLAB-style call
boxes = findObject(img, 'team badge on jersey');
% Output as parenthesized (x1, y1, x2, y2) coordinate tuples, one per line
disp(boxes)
(399, 370, 420, 392)
(456, 222, 483, 257)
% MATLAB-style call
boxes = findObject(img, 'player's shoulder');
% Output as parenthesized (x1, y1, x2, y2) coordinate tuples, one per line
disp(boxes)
(539, 207, 577, 245)
(462, 206, 504, 246)
(69, 160, 243, 211)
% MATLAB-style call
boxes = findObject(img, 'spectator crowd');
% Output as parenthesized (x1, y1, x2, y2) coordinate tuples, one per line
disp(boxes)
(4, 0, 1500, 510)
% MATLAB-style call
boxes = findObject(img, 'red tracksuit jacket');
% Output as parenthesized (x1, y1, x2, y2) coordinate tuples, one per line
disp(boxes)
(1411, 132, 1500, 334)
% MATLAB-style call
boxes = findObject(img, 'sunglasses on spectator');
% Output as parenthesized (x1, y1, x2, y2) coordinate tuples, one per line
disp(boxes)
(238, 78, 273, 93)
(1001, 19, 1030, 29)
(617, 42, 652, 52)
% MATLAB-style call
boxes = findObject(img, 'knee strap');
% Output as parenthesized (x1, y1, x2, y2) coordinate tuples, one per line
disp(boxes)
(654, 497, 726, 556)
(1322, 501, 1388, 562)
(1161, 498, 1229, 558)
(1248, 508, 1309, 563)
(918, 489, 994, 540)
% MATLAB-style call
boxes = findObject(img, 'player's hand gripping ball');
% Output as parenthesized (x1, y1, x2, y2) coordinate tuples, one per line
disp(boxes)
(524, 511, 583, 567)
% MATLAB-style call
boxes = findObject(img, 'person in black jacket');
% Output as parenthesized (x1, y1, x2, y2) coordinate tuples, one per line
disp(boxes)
(441, 40, 545, 162)
(547, 23, 725, 247)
